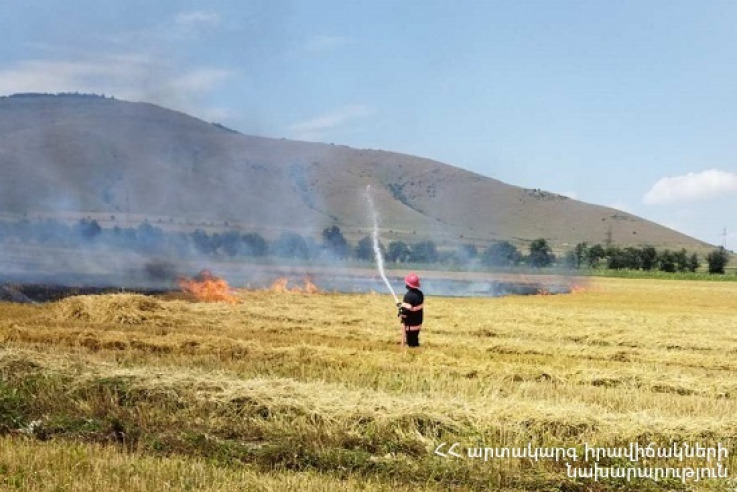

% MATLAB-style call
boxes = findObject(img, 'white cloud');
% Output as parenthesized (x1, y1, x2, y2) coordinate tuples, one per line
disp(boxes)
(0, 56, 229, 119)
(643, 169, 737, 205)
(288, 105, 374, 141)
(0, 58, 132, 94)
(300, 35, 353, 53)
(171, 11, 222, 38)
(169, 68, 229, 93)
(99, 10, 222, 48)
(174, 11, 222, 28)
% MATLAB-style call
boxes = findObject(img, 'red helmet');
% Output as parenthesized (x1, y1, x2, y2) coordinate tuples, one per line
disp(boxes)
(404, 272, 421, 289)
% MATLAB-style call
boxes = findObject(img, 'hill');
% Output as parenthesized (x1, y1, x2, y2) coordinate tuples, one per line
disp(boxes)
(0, 93, 711, 251)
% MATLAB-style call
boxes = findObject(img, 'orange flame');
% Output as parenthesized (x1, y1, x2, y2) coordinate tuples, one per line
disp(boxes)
(178, 270, 239, 303)
(268, 276, 320, 294)
(303, 276, 320, 294)
(270, 277, 290, 292)
(570, 284, 587, 294)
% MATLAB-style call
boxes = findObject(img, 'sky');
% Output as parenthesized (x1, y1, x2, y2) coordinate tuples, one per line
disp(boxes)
(2, 0, 736, 247)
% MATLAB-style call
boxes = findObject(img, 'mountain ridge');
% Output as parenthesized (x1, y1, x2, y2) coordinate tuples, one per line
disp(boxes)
(0, 93, 711, 251)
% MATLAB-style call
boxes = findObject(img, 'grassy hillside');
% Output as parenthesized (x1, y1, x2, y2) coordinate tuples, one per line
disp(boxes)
(0, 279, 735, 491)
(0, 93, 711, 252)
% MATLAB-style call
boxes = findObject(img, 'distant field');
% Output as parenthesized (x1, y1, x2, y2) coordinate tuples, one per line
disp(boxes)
(0, 278, 735, 491)
(577, 267, 737, 281)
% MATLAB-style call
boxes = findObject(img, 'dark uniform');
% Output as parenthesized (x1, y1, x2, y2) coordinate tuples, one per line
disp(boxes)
(399, 287, 424, 347)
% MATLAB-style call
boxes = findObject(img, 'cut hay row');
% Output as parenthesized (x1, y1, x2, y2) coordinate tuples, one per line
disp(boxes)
(0, 436, 427, 492)
(51, 294, 174, 325)
(1, 350, 732, 491)
(1, 350, 734, 444)
(0, 278, 735, 490)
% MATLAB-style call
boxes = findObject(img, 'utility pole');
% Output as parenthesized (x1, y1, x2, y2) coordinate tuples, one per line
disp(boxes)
(721, 227, 727, 249)
(604, 224, 613, 247)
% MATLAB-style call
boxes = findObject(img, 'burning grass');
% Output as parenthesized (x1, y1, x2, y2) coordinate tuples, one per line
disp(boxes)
(269, 276, 320, 294)
(0, 277, 735, 491)
(177, 271, 320, 303)
(178, 270, 239, 303)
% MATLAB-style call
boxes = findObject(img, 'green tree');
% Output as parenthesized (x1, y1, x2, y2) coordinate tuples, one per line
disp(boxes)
(322, 225, 350, 259)
(658, 249, 676, 273)
(674, 248, 690, 272)
(606, 246, 627, 270)
(386, 241, 411, 263)
(272, 232, 310, 259)
(623, 247, 643, 270)
(241, 233, 268, 257)
(136, 222, 164, 253)
(482, 241, 522, 267)
(640, 246, 658, 271)
(460, 244, 478, 259)
(688, 252, 700, 272)
(454, 244, 478, 265)
(75, 218, 102, 241)
(191, 229, 214, 255)
(706, 247, 730, 274)
(219, 231, 241, 257)
(587, 244, 606, 268)
(111, 226, 138, 250)
(445, 244, 478, 266)
(409, 240, 438, 263)
(527, 238, 555, 268)
(356, 236, 383, 262)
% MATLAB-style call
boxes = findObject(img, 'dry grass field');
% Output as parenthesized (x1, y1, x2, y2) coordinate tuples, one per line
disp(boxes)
(0, 277, 735, 491)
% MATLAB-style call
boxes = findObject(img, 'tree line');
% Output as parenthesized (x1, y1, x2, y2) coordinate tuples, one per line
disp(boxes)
(562, 242, 730, 275)
(0, 218, 731, 274)
(0, 219, 555, 266)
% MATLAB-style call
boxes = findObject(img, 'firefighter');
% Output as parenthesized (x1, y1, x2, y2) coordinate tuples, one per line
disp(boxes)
(397, 272, 424, 347)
